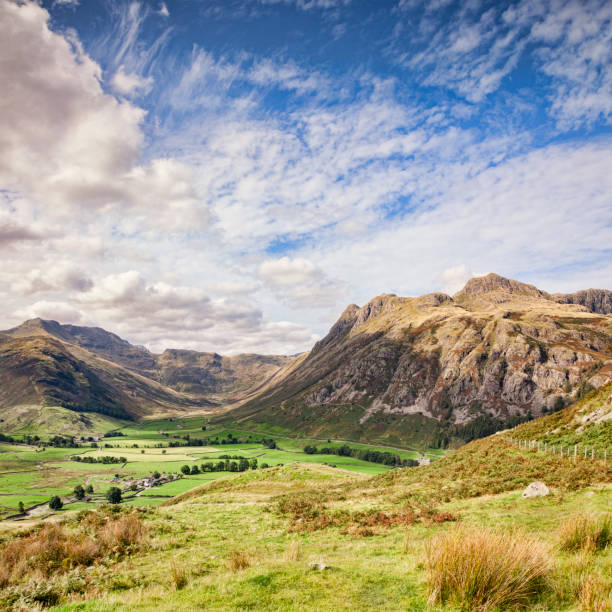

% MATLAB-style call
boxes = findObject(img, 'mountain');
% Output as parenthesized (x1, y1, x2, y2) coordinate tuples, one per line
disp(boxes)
(0, 319, 293, 421)
(222, 274, 612, 447)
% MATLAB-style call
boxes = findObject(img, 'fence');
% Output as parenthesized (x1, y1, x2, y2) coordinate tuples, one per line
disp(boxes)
(506, 437, 609, 464)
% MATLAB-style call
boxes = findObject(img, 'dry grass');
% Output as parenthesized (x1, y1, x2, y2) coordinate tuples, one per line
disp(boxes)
(170, 563, 188, 590)
(579, 575, 612, 612)
(559, 514, 612, 553)
(425, 527, 551, 611)
(227, 550, 251, 571)
(283, 538, 302, 561)
(0, 511, 148, 587)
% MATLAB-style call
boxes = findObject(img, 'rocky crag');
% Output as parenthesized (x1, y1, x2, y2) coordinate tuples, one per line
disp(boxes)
(225, 274, 612, 447)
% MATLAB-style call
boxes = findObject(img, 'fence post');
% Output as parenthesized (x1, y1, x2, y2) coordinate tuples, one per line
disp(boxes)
(592, 448, 594, 460)
(574, 445, 577, 461)
(584, 447, 587, 459)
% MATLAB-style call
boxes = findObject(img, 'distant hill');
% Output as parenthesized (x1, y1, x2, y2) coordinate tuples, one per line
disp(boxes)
(0, 319, 293, 421)
(222, 273, 612, 447)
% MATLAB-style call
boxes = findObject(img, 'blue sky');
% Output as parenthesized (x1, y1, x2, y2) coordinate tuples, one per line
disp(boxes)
(0, 0, 611, 353)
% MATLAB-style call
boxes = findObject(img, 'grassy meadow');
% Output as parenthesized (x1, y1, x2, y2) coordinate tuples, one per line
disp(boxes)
(0, 403, 610, 610)
(0, 412, 434, 520)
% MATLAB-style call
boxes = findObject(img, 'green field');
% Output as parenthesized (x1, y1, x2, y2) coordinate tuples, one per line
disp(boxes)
(0, 414, 441, 519)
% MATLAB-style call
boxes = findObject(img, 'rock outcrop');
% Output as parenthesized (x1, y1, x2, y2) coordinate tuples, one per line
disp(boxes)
(227, 274, 612, 447)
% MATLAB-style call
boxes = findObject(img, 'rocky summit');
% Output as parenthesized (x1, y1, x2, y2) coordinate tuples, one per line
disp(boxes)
(224, 274, 612, 447)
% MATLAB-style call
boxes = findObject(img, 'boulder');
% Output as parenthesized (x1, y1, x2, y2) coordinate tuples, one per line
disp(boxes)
(309, 562, 330, 571)
(522, 481, 550, 498)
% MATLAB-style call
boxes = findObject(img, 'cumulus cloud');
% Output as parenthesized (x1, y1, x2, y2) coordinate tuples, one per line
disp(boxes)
(16, 300, 83, 324)
(0, 0, 206, 232)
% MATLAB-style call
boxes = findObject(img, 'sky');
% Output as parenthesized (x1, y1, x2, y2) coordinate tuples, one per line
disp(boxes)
(1, 0, 611, 355)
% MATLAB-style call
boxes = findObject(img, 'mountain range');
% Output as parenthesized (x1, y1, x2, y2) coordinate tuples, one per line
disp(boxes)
(1, 273, 611, 446)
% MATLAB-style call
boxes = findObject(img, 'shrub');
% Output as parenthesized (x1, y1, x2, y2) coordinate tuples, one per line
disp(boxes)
(559, 514, 612, 553)
(106, 487, 122, 504)
(152, 471, 160, 479)
(49, 495, 63, 510)
(180, 464, 190, 475)
(425, 527, 550, 611)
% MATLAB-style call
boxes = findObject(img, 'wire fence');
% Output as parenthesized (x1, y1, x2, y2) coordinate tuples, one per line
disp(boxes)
(506, 437, 609, 464)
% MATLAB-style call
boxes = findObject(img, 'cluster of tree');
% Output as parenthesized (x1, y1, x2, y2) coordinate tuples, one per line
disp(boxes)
(47, 435, 80, 448)
(73, 484, 94, 499)
(103, 431, 125, 438)
(0, 433, 15, 443)
(262, 438, 277, 449)
(72, 455, 127, 464)
(180, 457, 264, 474)
(303, 444, 418, 467)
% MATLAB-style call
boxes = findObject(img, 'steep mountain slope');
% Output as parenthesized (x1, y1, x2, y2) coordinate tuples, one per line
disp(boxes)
(0, 335, 211, 419)
(0, 320, 292, 421)
(156, 350, 291, 401)
(224, 274, 612, 447)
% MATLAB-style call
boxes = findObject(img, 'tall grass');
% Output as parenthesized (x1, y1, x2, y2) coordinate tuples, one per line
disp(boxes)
(0, 511, 147, 587)
(425, 527, 550, 611)
(227, 550, 251, 571)
(559, 514, 611, 553)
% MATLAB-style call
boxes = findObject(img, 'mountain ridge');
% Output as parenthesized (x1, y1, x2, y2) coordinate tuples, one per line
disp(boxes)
(1, 273, 611, 441)
(221, 273, 612, 447)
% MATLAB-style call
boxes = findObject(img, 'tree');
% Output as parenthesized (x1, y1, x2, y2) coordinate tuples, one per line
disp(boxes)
(18, 501, 25, 513)
(106, 487, 122, 504)
(152, 471, 161, 479)
(181, 464, 191, 475)
(249, 458, 258, 470)
(85, 484, 94, 494)
(190, 465, 200, 474)
(238, 458, 249, 472)
(260, 463, 269, 469)
(49, 495, 63, 510)
(74, 484, 85, 500)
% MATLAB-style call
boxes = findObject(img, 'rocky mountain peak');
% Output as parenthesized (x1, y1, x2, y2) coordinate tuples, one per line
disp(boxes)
(454, 273, 546, 301)
(553, 289, 612, 315)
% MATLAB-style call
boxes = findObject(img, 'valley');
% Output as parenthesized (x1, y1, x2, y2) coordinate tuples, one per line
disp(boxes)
(0, 274, 610, 610)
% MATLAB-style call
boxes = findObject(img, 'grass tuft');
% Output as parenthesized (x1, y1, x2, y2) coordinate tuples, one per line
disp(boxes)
(425, 527, 551, 611)
(558, 514, 611, 553)
(170, 563, 188, 590)
(579, 574, 612, 612)
(227, 550, 251, 571)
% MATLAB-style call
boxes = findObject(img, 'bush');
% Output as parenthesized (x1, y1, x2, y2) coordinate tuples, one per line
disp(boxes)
(180, 464, 190, 475)
(152, 471, 160, 479)
(49, 496, 63, 510)
(558, 514, 612, 553)
(425, 527, 550, 611)
(106, 487, 122, 504)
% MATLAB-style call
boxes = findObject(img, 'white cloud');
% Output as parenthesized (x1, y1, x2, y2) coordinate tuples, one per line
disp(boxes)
(258, 257, 319, 285)
(159, 3, 169, 17)
(0, 1, 207, 234)
(111, 65, 154, 96)
(440, 265, 474, 295)
(16, 300, 83, 324)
